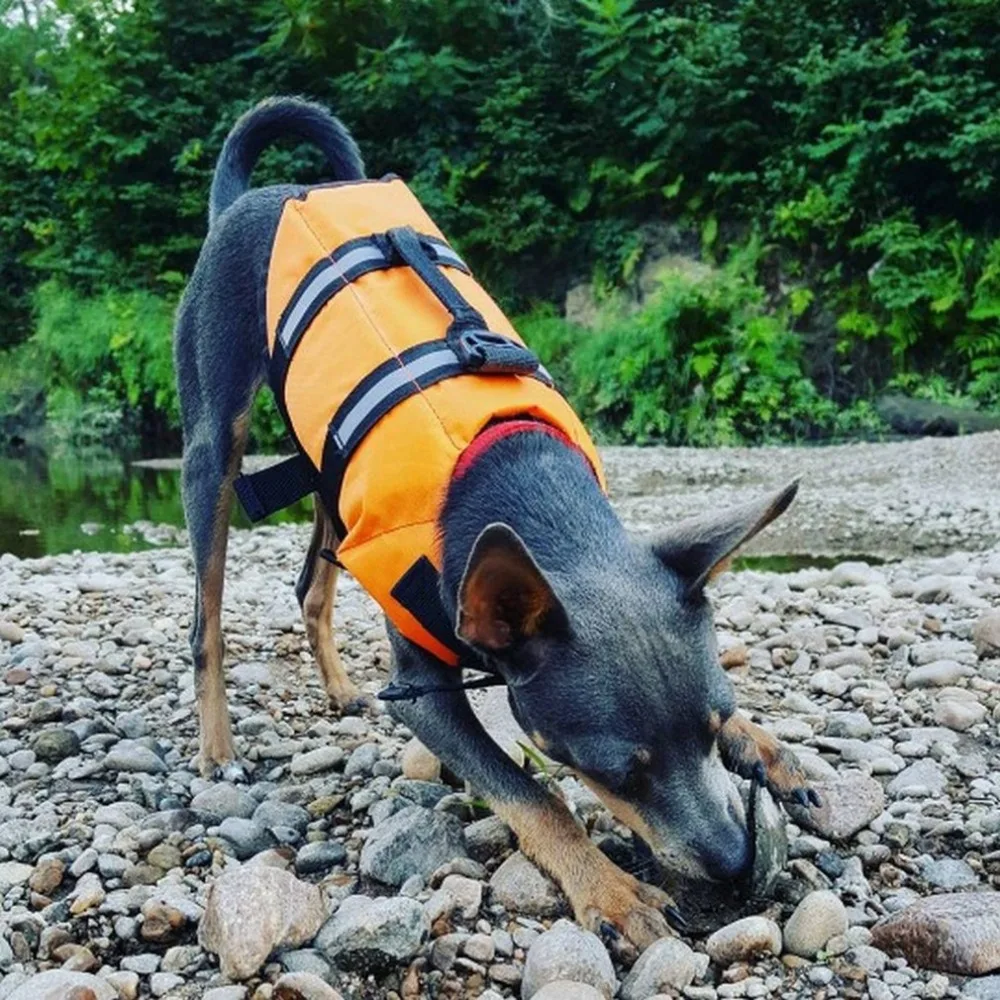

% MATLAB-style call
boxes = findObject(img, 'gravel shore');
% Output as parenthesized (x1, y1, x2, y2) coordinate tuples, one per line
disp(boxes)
(2, 436, 1000, 1000)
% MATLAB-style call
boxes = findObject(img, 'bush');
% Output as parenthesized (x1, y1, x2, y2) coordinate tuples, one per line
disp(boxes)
(523, 251, 838, 445)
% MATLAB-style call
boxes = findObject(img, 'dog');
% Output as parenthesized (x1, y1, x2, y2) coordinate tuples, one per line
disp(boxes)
(175, 96, 817, 951)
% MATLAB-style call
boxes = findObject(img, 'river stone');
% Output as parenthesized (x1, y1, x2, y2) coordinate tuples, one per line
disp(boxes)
(191, 782, 258, 820)
(7, 970, 117, 1000)
(273, 972, 344, 1000)
(783, 890, 848, 958)
(887, 758, 947, 798)
(870, 892, 1000, 974)
(315, 894, 428, 973)
(621, 937, 699, 999)
(198, 866, 326, 980)
(31, 727, 81, 763)
(705, 916, 782, 966)
(531, 985, 605, 1000)
(520, 919, 615, 999)
(360, 805, 465, 886)
(103, 741, 167, 774)
(489, 852, 563, 918)
(401, 738, 441, 782)
(973, 610, 1000, 658)
(965, 977, 1000, 1000)
(786, 771, 884, 840)
(935, 698, 987, 731)
(922, 858, 978, 890)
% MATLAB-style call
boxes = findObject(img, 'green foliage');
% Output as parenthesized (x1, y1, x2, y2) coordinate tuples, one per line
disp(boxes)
(2, 0, 1000, 449)
(523, 253, 837, 445)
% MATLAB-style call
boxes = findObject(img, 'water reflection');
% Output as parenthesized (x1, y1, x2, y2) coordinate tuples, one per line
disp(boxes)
(0, 453, 312, 558)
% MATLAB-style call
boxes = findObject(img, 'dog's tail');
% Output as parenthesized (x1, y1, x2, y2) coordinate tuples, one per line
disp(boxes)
(209, 97, 365, 226)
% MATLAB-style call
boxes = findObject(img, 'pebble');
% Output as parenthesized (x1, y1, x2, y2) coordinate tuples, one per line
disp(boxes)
(783, 890, 848, 958)
(489, 852, 564, 918)
(520, 919, 616, 999)
(360, 805, 466, 885)
(705, 916, 782, 966)
(198, 866, 326, 980)
(314, 894, 428, 972)
(621, 938, 700, 999)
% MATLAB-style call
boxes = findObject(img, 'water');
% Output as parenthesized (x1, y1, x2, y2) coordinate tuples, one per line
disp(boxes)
(0, 453, 312, 559)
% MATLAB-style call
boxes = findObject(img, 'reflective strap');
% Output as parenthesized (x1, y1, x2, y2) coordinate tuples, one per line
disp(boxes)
(333, 345, 460, 451)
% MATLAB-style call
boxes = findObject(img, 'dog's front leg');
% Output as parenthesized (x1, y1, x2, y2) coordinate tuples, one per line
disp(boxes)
(718, 713, 819, 807)
(386, 633, 676, 952)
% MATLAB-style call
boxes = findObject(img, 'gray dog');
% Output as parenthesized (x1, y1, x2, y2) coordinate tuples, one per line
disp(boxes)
(175, 96, 816, 951)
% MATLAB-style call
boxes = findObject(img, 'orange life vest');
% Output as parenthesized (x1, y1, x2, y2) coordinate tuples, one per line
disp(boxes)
(235, 177, 605, 665)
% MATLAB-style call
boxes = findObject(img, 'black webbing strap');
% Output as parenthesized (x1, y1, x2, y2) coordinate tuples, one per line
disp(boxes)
(234, 455, 317, 523)
(390, 555, 465, 660)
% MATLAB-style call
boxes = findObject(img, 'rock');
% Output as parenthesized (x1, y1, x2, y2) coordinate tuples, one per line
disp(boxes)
(218, 816, 275, 859)
(824, 711, 874, 739)
(198, 866, 326, 980)
(705, 916, 783, 966)
(290, 746, 345, 776)
(6, 970, 116, 1000)
(621, 938, 699, 999)
(973, 610, 1000, 657)
(29, 857, 65, 895)
(31, 727, 81, 763)
(489, 852, 563, 918)
(141, 898, 195, 943)
(296, 840, 347, 876)
(426, 873, 483, 923)
(150, 972, 184, 997)
(465, 815, 514, 861)
(204, 989, 249, 1000)
(520, 919, 615, 999)
(343, 743, 380, 778)
(104, 971, 140, 1000)
(273, 973, 344, 1000)
(935, 698, 987, 731)
(923, 858, 978, 890)
(359, 805, 466, 886)
(887, 758, 948, 798)
(70, 871, 106, 914)
(905, 660, 970, 689)
(0, 621, 25, 643)
(191, 782, 258, 820)
(315, 894, 428, 973)
(531, 984, 605, 1000)
(965, 977, 1000, 1000)
(103, 741, 166, 773)
(146, 843, 182, 871)
(783, 890, 848, 958)
(871, 892, 1000, 974)
(401, 737, 441, 782)
(253, 799, 312, 833)
(787, 771, 884, 840)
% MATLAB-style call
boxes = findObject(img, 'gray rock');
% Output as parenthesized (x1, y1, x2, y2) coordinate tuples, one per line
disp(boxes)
(199, 866, 326, 981)
(218, 817, 275, 860)
(783, 890, 848, 958)
(31, 727, 80, 763)
(825, 712, 874, 739)
(530, 985, 605, 1000)
(923, 858, 978, 890)
(973, 610, 1000, 658)
(904, 659, 970, 689)
(621, 938, 699, 999)
(150, 972, 185, 996)
(103, 740, 166, 774)
(872, 893, 1000, 974)
(290, 746, 345, 776)
(359, 805, 466, 886)
(315, 894, 428, 973)
(465, 815, 514, 862)
(296, 840, 347, 876)
(191, 782, 258, 820)
(965, 977, 1000, 1000)
(6, 970, 117, 1000)
(489, 851, 563, 918)
(273, 972, 343, 999)
(705, 916, 782, 966)
(254, 799, 311, 834)
(887, 758, 948, 798)
(343, 743, 380, 778)
(935, 697, 987, 731)
(787, 771, 884, 840)
(520, 919, 615, 1000)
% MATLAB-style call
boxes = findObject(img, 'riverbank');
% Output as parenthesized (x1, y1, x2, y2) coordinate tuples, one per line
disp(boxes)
(1, 435, 1000, 997)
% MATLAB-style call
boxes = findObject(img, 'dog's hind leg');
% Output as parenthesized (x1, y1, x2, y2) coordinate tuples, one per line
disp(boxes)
(181, 404, 253, 779)
(295, 501, 363, 710)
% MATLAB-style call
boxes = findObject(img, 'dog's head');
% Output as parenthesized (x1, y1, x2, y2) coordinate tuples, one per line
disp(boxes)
(456, 481, 798, 884)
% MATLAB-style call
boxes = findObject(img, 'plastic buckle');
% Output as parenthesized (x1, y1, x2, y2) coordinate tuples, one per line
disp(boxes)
(452, 328, 539, 375)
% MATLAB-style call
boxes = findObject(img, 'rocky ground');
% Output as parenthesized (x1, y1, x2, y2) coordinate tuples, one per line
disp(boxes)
(0, 436, 1000, 1000)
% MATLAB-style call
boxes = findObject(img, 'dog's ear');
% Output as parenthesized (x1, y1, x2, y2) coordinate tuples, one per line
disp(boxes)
(653, 479, 799, 594)
(457, 523, 568, 652)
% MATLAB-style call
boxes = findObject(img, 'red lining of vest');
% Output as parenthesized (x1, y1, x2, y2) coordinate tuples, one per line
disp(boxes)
(453, 419, 588, 481)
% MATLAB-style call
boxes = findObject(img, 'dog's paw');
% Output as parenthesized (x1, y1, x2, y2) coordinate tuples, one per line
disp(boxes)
(195, 754, 251, 784)
(340, 692, 377, 717)
(571, 862, 679, 960)
(718, 714, 821, 808)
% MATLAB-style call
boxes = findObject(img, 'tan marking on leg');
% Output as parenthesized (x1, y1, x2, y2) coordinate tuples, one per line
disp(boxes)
(492, 795, 675, 952)
(301, 503, 359, 708)
(196, 410, 250, 776)
(578, 774, 658, 847)
(718, 713, 810, 801)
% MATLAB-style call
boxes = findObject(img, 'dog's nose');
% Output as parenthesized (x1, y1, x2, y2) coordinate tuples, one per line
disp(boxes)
(699, 821, 752, 882)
